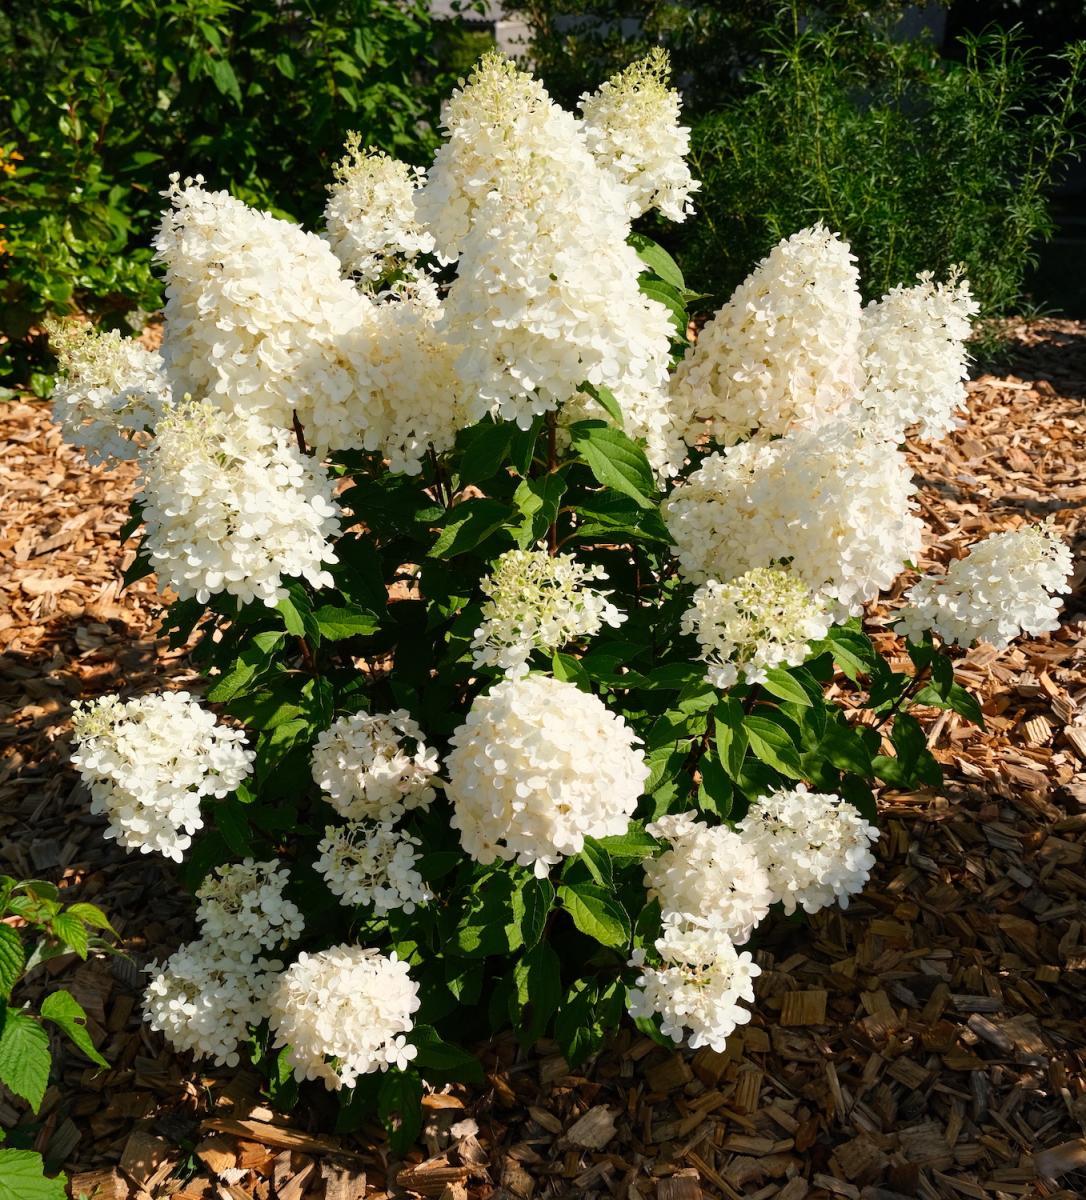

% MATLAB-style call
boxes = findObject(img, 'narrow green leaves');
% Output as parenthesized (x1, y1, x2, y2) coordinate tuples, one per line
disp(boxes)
(40, 990, 107, 1068)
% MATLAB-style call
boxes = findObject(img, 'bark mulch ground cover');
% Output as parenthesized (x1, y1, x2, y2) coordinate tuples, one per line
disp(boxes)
(1, 320, 1085, 1200)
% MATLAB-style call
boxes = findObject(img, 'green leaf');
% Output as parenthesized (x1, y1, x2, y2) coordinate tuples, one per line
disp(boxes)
(551, 651, 592, 690)
(207, 632, 285, 703)
(577, 382, 623, 427)
(512, 472, 567, 550)
(311, 604, 380, 641)
(819, 721, 874, 776)
(377, 1069, 423, 1155)
(431, 499, 512, 558)
(0, 1012, 50, 1111)
(0, 929, 24, 1001)
(760, 668, 813, 707)
(459, 420, 515, 483)
(40, 990, 107, 1068)
(410, 1025, 483, 1084)
(49, 913, 88, 960)
(60, 903, 115, 937)
(697, 753, 733, 819)
(629, 232, 685, 289)
(206, 57, 242, 106)
(570, 493, 672, 544)
(639, 278, 688, 337)
(519, 877, 554, 949)
(0, 1150, 66, 1200)
(822, 627, 879, 680)
(512, 942, 562, 1041)
(714, 697, 749, 780)
(578, 838, 614, 888)
(276, 596, 305, 637)
(558, 882, 631, 949)
(744, 716, 805, 780)
(569, 421, 656, 509)
(594, 828, 659, 862)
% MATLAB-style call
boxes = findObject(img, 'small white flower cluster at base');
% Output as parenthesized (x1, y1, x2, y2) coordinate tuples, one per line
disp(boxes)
(315, 820, 433, 914)
(267, 946, 420, 1090)
(895, 522, 1072, 651)
(195, 859, 305, 960)
(70, 691, 252, 862)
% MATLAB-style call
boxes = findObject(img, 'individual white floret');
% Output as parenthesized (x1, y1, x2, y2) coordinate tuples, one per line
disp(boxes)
(311, 710, 439, 823)
(579, 49, 699, 222)
(859, 269, 980, 443)
(895, 521, 1072, 650)
(323, 136, 434, 285)
(195, 859, 304, 960)
(70, 691, 252, 862)
(46, 317, 171, 466)
(671, 224, 862, 447)
(662, 419, 922, 615)
(626, 925, 761, 1052)
(267, 946, 420, 1090)
(737, 786, 879, 915)
(447, 674, 648, 877)
(315, 821, 433, 914)
(682, 568, 832, 689)
(644, 812, 773, 944)
(471, 548, 625, 675)
(138, 399, 340, 607)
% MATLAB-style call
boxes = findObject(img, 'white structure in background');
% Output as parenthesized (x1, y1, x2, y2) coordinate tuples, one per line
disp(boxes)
(429, 0, 531, 57)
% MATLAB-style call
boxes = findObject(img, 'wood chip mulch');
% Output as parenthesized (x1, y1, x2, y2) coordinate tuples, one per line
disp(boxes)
(1, 319, 1085, 1200)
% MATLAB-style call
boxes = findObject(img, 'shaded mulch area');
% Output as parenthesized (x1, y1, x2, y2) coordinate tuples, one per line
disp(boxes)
(1, 320, 1084, 1200)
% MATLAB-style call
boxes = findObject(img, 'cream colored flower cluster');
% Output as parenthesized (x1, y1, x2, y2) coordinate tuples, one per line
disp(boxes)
(896, 522, 1072, 650)
(663, 419, 923, 614)
(315, 821, 433, 914)
(267, 946, 420, 1089)
(70, 691, 252, 862)
(138, 400, 340, 607)
(579, 49, 699, 223)
(46, 317, 171, 466)
(447, 674, 648, 877)
(195, 859, 304, 960)
(682, 567, 832, 689)
(471, 547, 625, 674)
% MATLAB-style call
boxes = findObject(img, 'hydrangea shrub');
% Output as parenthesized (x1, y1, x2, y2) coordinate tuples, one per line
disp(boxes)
(57, 53, 1072, 1148)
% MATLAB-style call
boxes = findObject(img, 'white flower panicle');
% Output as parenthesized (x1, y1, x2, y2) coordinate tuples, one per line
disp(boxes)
(663, 419, 922, 614)
(644, 813, 772, 945)
(316, 821, 433, 914)
(859, 270, 980, 443)
(682, 568, 832, 689)
(268, 946, 421, 1090)
(579, 49, 699, 222)
(323, 136, 435, 284)
(195, 859, 304, 959)
(311, 710, 439, 823)
(71, 691, 252, 862)
(896, 522, 1072, 650)
(139, 399, 340, 607)
(471, 548, 625, 674)
(447, 674, 649, 876)
(46, 317, 171, 466)
(143, 939, 283, 1068)
(671, 224, 862, 446)
(627, 925, 761, 1053)
(737, 786, 879, 915)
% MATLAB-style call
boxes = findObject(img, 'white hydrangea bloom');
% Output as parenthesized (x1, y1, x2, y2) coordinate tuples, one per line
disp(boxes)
(579, 49, 699, 222)
(627, 925, 761, 1052)
(662, 419, 922, 614)
(447, 674, 648, 876)
(682, 568, 832, 689)
(195, 859, 304, 960)
(311, 710, 439, 823)
(895, 522, 1072, 650)
(471, 548, 625, 674)
(143, 939, 282, 1067)
(671, 225, 862, 446)
(138, 399, 340, 607)
(46, 317, 171, 466)
(316, 821, 433, 914)
(644, 813, 772, 944)
(70, 691, 252, 862)
(268, 946, 420, 1090)
(323, 136, 434, 284)
(859, 270, 980, 443)
(737, 786, 879, 915)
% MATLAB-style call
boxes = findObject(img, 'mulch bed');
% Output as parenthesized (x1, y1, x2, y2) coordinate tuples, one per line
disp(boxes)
(1, 320, 1084, 1200)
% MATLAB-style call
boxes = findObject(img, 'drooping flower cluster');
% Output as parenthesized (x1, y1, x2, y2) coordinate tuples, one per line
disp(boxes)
(447, 674, 649, 876)
(267, 946, 420, 1089)
(682, 567, 832, 689)
(627, 926, 761, 1053)
(70, 691, 252, 861)
(471, 548, 626, 674)
(311, 710, 439, 822)
(663, 419, 923, 613)
(860, 270, 980, 443)
(315, 821, 433, 914)
(195, 859, 304, 960)
(896, 522, 1072, 650)
(736, 786, 879, 915)
(138, 400, 340, 606)
(323, 136, 435, 285)
(46, 317, 171, 466)
(644, 813, 772, 944)
(579, 49, 699, 222)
